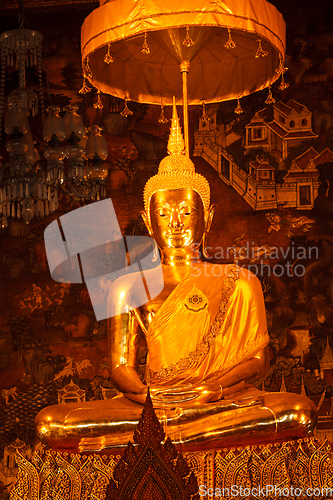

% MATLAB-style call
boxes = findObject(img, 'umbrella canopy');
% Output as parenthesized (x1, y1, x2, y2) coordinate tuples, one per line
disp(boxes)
(81, 0, 286, 106)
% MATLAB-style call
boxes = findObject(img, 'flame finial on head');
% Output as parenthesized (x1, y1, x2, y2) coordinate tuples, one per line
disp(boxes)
(143, 96, 210, 221)
(167, 97, 185, 155)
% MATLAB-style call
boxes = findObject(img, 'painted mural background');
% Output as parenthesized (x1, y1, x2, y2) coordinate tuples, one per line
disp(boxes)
(1, 0, 333, 489)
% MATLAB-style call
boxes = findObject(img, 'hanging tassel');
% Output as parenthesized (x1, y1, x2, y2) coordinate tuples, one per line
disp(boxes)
(104, 43, 114, 64)
(276, 53, 286, 76)
(225, 28, 236, 49)
(183, 26, 195, 48)
(276, 52, 289, 91)
(158, 104, 168, 124)
(17, 203, 21, 219)
(79, 58, 93, 94)
(94, 90, 104, 109)
(265, 85, 276, 104)
(278, 73, 289, 90)
(234, 98, 243, 115)
(255, 39, 268, 58)
(201, 101, 210, 124)
(84, 57, 93, 78)
(11, 202, 15, 218)
(78, 75, 91, 94)
(120, 96, 133, 117)
(142, 32, 150, 55)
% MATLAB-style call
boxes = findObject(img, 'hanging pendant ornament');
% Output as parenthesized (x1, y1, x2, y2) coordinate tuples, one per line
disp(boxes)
(84, 57, 93, 78)
(225, 28, 236, 49)
(120, 96, 133, 117)
(278, 73, 289, 90)
(201, 101, 210, 124)
(265, 85, 276, 104)
(183, 26, 195, 48)
(79, 75, 91, 94)
(79, 57, 93, 94)
(234, 98, 243, 115)
(142, 32, 150, 55)
(276, 53, 286, 75)
(104, 43, 114, 64)
(93, 89, 104, 109)
(276, 53, 289, 90)
(158, 104, 168, 124)
(255, 39, 268, 58)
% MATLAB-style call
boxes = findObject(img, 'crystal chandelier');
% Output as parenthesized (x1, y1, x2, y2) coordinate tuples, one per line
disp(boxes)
(0, 26, 108, 228)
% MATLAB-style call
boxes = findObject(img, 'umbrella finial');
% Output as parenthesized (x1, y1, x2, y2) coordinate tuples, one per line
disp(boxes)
(167, 97, 185, 156)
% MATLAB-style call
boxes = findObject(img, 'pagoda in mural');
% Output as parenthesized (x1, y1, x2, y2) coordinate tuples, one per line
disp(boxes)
(194, 99, 333, 210)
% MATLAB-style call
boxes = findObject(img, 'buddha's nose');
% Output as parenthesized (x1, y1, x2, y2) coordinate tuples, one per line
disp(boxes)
(168, 210, 183, 229)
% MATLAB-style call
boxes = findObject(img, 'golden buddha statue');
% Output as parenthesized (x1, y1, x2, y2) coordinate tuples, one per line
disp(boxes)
(35, 102, 316, 453)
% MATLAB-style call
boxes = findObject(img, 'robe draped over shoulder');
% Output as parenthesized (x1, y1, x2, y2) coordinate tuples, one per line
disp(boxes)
(148, 263, 269, 387)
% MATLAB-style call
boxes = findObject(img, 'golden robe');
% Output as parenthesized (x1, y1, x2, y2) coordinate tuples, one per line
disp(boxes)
(149, 263, 269, 388)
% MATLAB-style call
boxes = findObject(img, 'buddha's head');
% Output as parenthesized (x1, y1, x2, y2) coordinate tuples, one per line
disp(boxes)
(142, 100, 214, 257)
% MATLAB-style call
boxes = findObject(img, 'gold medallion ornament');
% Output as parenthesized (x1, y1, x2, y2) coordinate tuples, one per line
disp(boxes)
(143, 97, 210, 221)
(183, 286, 208, 313)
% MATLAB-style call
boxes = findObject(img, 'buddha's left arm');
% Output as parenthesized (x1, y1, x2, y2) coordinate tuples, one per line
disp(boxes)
(176, 345, 270, 405)
(212, 344, 270, 396)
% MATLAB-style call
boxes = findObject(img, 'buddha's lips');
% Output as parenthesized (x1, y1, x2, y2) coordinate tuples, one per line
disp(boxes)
(166, 231, 188, 239)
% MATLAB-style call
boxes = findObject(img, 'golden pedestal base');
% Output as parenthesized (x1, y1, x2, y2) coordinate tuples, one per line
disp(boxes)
(10, 438, 333, 499)
(10, 394, 333, 499)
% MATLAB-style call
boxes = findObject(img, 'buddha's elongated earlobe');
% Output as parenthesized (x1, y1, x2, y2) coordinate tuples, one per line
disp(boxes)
(151, 240, 160, 262)
(206, 204, 215, 232)
(141, 210, 152, 236)
(141, 210, 160, 262)
(141, 210, 159, 262)
(202, 204, 215, 258)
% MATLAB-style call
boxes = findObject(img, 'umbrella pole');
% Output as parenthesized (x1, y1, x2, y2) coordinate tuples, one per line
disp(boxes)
(180, 61, 190, 157)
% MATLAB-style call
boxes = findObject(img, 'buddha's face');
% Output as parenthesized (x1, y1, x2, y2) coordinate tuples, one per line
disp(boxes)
(149, 189, 205, 251)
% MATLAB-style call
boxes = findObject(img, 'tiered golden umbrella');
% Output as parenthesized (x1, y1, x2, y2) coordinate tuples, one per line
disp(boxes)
(81, 0, 286, 156)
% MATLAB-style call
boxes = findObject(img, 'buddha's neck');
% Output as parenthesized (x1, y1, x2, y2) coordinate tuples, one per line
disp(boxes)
(161, 249, 201, 267)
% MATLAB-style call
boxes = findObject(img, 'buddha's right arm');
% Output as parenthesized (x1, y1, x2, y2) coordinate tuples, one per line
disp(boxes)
(108, 311, 147, 401)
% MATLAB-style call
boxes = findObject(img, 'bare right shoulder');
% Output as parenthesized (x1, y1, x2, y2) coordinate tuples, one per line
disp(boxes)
(107, 270, 149, 317)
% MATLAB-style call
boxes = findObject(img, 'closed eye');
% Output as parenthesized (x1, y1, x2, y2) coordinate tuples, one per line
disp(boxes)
(155, 209, 170, 217)
(180, 205, 196, 216)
